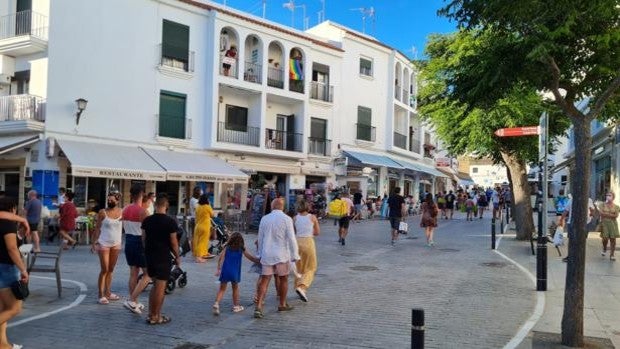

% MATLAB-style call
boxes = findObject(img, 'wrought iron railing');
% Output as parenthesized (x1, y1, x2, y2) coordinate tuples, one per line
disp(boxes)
(0, 11, 48, 41)
(0, 95, 45, 122)
(217, 122, 260, 146)
(356, 124, 376, 142)
(310, 81, 333, 102)
(308, 137, 331, 156)
(244, 61, 262, 84)
(265, 128, 303, 152)
(289, 79, 304, 93)
(394, 132, 407, 149)
(267, 67, 284, 88)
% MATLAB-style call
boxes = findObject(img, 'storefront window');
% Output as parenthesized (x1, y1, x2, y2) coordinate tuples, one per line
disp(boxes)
(72, 177, 87, 208)
(219, 182, 248, 211)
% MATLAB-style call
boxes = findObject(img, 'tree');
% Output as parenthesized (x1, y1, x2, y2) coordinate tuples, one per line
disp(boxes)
(418, 30, 569, 240)
(439, 1, 620, 346)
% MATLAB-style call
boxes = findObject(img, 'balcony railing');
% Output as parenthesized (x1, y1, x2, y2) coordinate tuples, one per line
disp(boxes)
(265, 128, 303, 152)
(310, 81, 333, 102)
(409, 137, 421, 153)
(394, 131, 407, 149)
(220, 56, 238, 78)
(156, 114, 191, 139)
(217, 122, 260, 146)
(308, 137, 331, 156)
(267, 67, 284, 88)
(244, 61, 262, 84)
(289, 79, 304, 93)
(159, 44, 195, 73)
(0, 11, 48, 41)
(0, 95, 45, 122)
(356, 123, 376, 142)
(395, 86, 402, 101)
(402, 88, 408, 103)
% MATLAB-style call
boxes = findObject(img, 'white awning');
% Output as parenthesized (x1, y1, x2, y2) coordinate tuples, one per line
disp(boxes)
(142, 148, 248, 183)
(57, 139, 166, 181)
(0, 135, 39, 155)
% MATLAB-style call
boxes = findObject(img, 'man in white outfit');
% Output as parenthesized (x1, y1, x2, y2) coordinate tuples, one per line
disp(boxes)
(560, 194, 595, 263)
(254, 198, 300, 318)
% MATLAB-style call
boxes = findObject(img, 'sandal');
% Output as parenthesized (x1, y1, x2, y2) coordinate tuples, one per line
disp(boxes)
(253, 308, 264, 319)
(98, 297, 109, 305)
(232, 305, 244, 313)
(107, 293, 120, 301)
(212, 303, 220, 316)
(147, 315, 171, 325)
(277, 303, 294, 312)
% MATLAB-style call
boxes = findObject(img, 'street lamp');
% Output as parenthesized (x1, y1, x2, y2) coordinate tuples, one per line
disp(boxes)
(75, 98, 88, 126)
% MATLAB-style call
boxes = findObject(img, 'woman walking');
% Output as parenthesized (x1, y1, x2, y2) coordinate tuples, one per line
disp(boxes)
(0, 196, 29, 349)
(599, 192, 619, 261)
(91, 191, 123, 304)
(58, 191, 78, 249)
(420, 193, 439, 246)
(294, 200, 320, 302)
(193, 195, 215, 263)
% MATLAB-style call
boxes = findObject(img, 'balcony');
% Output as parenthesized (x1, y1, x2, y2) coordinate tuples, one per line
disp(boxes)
(409, 137, 421, 153)
(394, 131, 407, 150)
(158, 44, 195, 76)
(220, 56, 238, 78)
(0, 94, 45, 134)
(308, 137, 331, 156)
(356, 124, 376, 142)
(310, 81, 333, 103)
(0, 11, 48, 56)
(289, 79, 304, 94)
(265, 128, 303, 152)
(156, 114, 191, 140)
(267, 67, 284, 88)
(395, 86, 401, 101)
(217, 122, 260, 147)
(243, 61, 262, 84)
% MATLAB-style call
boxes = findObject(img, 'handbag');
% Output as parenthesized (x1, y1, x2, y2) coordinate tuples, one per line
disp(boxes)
(11, 280, 29, 300)
(398, 221, 408, 232)
(552, 227, 564, 247)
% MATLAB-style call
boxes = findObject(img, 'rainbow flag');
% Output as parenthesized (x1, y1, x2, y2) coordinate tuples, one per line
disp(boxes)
(289, 59, 303, 80)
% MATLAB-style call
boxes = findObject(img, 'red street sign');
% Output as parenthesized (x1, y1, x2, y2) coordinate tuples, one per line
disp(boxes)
(494, 126, 540, 137)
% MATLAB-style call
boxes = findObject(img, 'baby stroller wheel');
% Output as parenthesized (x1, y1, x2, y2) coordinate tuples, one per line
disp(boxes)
(178, 273, 187, 288)
(165, 278, 176, 294)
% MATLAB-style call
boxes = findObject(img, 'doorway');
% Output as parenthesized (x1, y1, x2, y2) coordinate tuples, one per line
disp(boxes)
(0, 172, 20, 199)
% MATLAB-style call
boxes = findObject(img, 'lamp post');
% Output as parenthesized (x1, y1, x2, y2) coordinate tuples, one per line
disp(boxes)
(75, 98, 88, 126)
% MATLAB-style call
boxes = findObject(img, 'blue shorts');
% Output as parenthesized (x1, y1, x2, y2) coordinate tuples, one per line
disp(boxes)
(0, 263, 19, 289)
(125, 235, 146, 268)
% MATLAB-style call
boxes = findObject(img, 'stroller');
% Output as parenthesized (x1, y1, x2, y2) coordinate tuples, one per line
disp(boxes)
(208, 215, 230, 256)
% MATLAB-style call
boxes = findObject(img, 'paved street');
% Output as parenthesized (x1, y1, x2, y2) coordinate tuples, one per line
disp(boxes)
(10, 214, 544, 348)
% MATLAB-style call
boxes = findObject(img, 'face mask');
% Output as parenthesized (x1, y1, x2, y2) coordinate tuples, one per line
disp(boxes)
(107, 201, 117, 208)
(606, 196, 613, 203)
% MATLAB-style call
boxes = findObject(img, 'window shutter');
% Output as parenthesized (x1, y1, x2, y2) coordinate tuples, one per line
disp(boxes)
(162, 20, 189, 62)
(159, 91, 186, 139)
(358, 106, 372, 125)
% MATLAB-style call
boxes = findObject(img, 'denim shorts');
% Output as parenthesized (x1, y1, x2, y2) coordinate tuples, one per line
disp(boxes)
(0, 263, 19, 289)
(125, 234, 146, 268)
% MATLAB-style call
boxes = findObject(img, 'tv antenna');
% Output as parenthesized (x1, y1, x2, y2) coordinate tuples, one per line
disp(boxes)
(283, 0, 309, 30)
(349, 6, 375, 34)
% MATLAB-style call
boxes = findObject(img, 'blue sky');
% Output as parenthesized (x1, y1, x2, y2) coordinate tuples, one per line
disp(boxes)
(215, 0, 457, 59)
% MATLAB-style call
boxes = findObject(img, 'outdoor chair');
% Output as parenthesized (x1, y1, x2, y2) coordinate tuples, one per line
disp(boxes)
(28, 244, 64, 297)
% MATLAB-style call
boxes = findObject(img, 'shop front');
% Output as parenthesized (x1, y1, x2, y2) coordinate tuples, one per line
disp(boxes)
(341, 149, 403, 199)
(0, 135, 41, 207)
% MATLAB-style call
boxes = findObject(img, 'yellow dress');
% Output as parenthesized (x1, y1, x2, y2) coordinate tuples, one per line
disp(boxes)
(193, 204, 213, 257)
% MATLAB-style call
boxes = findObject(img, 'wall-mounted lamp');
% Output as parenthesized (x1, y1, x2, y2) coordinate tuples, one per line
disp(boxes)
(75, 98, 88, 125)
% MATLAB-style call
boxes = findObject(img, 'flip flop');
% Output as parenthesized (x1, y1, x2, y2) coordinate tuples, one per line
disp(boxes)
(147, 315, 171, 325)
(107, 293, 120, 301)
(98, 297, 109, 305)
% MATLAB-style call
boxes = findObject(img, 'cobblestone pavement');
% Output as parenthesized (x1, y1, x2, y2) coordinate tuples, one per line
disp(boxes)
(9, 213, 536, 349)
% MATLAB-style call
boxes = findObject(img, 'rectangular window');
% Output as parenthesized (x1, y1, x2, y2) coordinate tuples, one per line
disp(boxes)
(356, 106, 373, 141)
(359, 57, 373, 76)
(310, 118, 327, 139)
(472, 167, 478, 174)
(159, 91, 186, 139)
(162, 20, 190, 70)
(225, 105, 248, 132)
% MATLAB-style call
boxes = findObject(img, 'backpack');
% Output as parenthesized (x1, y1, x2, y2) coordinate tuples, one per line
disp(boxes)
(556, 196, 569, 214)
(328, 199, 347, 218)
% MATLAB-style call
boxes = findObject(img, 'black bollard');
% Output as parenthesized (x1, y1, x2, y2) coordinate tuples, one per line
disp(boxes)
(500, 215, 504, 235)
(506, 204, 510, 225)
(491, 217, 496, 250)
(536, 201, 547, 291)
(411, 308, 425, 349)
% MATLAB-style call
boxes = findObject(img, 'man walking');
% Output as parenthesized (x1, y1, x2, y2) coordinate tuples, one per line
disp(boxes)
(388, 187, 406, 245)
(141, 193, 180, 324)
(123, 184, 149, 314)
(254, 198, 300, 319)
(444, 190, 456, 220)
(23, 190, 42, 252)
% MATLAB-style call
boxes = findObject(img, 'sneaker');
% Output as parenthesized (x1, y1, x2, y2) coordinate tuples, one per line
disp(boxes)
(341, 238, 345, 246)
(212, 303, 220, 316)
(253, 308, 264, 318)
(137, 302, 145, 310)
(337, 238, 342, 243)
(123, 300, 142, 314)
(295, 288, 308, 302)
(232, 305, 244, 313)
(602, 251, 607, 257)
(611, 255, 616, 261)
(429, 240, 435, 246)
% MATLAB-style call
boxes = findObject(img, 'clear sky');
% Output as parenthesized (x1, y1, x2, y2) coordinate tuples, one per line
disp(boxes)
(215, 0, 458, 59)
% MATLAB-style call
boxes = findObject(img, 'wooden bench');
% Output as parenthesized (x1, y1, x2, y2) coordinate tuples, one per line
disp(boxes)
(28, 244, 64, 297)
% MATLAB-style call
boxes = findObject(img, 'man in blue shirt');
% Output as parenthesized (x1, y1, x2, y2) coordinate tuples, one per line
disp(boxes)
(24, 190, 42, 252)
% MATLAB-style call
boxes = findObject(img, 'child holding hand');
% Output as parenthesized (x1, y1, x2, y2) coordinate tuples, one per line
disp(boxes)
(213, 232, 259, 315)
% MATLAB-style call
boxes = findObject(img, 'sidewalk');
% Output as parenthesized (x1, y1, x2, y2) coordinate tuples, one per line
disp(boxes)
(497, 223, 619, 348)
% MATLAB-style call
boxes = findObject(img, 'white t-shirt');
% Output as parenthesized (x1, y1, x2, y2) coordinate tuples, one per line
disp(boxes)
(189, 197, 199, 217)
(565, 198, 595, 225)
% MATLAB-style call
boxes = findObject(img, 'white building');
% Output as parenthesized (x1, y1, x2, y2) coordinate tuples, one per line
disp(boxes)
(0, 0, 448, 218)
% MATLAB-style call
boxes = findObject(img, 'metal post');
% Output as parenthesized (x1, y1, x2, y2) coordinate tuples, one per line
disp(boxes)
(411, 308, 424, 349)
(505, 203, 509, 225)
(500, 211, 504, 234)
(491, 217, 496, 250)
(536, 112, 548, 291)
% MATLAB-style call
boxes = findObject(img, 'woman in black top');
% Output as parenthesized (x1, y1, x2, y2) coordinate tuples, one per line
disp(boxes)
(0, 196, 29, 349)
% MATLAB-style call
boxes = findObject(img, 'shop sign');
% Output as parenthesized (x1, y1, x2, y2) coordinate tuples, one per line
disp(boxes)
(72, 167, 166, 181)
(334, 157, 348, 176)
(167, 173, 248, 183)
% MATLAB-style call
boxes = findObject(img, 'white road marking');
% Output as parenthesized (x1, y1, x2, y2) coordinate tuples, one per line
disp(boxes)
(8, 275, 88, 328)
(494, 235, 546, 349)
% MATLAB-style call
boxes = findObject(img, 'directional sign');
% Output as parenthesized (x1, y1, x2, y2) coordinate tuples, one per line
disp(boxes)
(494, 126, 540, 137)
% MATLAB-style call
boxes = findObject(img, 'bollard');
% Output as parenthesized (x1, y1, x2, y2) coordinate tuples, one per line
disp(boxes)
(536, 201, 547, 291)
(491, 217, 496, 250)
(500, 215, 504, 235)
(411, 308, 425, 349)
(505, 204, 510, 225)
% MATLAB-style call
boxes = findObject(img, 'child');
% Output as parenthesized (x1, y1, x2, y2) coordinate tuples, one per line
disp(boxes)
(213, 232, 259, 315)
(465, 195, 475, 221)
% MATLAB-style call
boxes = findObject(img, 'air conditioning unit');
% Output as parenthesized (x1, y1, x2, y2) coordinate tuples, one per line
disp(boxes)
(0, 74, 11, 85)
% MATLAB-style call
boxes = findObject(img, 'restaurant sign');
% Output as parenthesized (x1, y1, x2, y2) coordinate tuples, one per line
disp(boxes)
(72, 167, 166, 181)
(166, 172, 248, 183)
